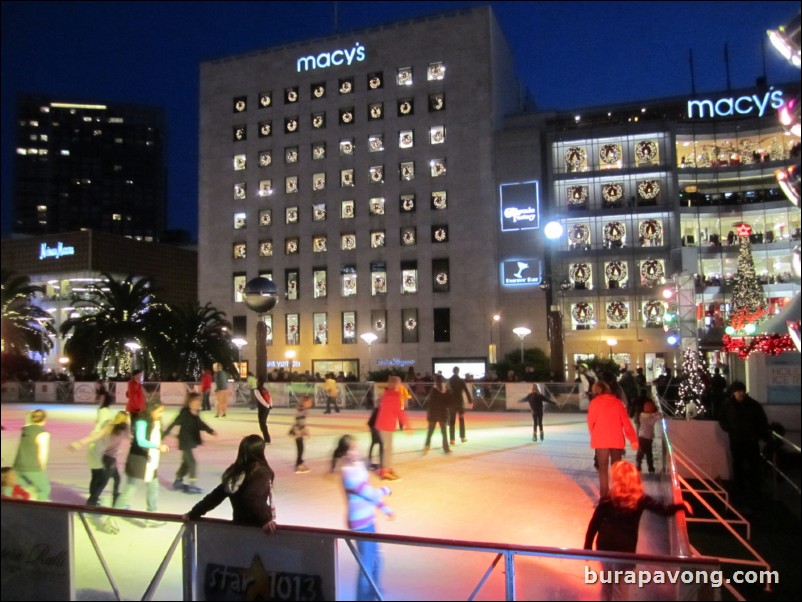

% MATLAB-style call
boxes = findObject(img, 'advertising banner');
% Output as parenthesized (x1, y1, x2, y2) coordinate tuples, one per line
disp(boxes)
(195, 523, 336, 601)
(160, 382, 189, 406)
(0, 502, 72, 600)
(73, 382, 97, 404)
(34, 382, 58, 403)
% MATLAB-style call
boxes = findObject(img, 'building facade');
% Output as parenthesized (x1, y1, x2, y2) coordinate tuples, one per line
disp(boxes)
(1, 231, 197, 373)
(198, 6, 799, 381)
(14, 96, 167, 240)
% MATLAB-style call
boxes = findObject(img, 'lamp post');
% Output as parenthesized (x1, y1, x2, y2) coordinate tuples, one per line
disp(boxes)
(243, 278, 279, 385)
(512, 327, 531, 364)
(232, 337, 247, 379)
(489, 313, 500, 364)
(607, 338, 618, 361)
(360, 332, 378, 378)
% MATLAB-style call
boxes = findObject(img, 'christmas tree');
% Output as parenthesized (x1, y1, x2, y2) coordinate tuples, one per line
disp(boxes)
(677, 347, 706, 418)
(728, 225, 767, 333)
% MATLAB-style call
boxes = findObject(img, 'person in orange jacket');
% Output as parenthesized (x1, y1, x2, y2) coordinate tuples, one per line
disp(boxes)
(374, 376, 410, 481)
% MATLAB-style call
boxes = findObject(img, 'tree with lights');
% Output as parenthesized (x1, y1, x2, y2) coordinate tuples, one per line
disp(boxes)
(677, 347, 707, 418)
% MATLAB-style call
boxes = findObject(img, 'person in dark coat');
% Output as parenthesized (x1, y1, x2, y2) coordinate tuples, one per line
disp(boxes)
(185, 434, 277, 533)
(718, 381, 770, 501)
(519, 383, 557, 442)
(423, 375, 451, 454)
(448, 367, 472, 445)
(163, 392, 217, 493)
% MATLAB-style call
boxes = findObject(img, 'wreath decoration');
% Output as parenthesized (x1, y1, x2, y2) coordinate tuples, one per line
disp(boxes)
(640, 259, 664, 282)
(569, 263, 590, 283)
(600, 143, 622, 164)
(373, 275, 386, 292)
(605, 261, 627, 282)
(371, 233, 385, 247)
(572, 302, 593, 324)
(435, 272, 448, 286)
(341, 142, 354, 155)
(369, 76, 381, 89)
(343, 278, 356, 292)
(234, 185, 246, 199)
(313, 177, 325, 190)
(315, 279, 326, 296)
(313, 146, 325, 159)
(635, 140, 658, 162)
(402, 165, 414, 180)
(260, 242, 272, 256)
(264, 325, 272, 337)
(637, 180, 660, 200)
(286, 149, 298, 163)
(314, 238, 326, 252)
(287, 90, 298, 102)
(402, 198, 415, 211)
(340, 81, 352, 94)
(286, 208, 298, 222)
(432, 193, 447, 209)
(404, 275, 417, 289)
(604, 221, 625, 241)
(342, 235, 356, 250)
(313, 86, 324, 98)
(643, 300, 665, 321)
(402, 230, 416, 244)
(432, 163, 446, 176)
(260, 213, 272, 226)
(371, 169, 383, 182)
(260, 95, 271, 107)
(286, 120, 298, 132)
(344, 322, 355, 336)
(567, 186, 589, 205)
(568, 224, 590, 245)
(342, 203, 354, 218)
(400, 133, 413, 146)
(370, 138, 383, 151)
(432, 130, 445, 143)
(405, 317, 418, 331)
(259, 153, 271, 167)
(398, 70, 412, 85)
(374, 319, 385, 332)
(607, 301, 628, 323)
(235, 100, 245, 112)
(341, 111, 353, 123)
(371, 105, 383, 118)
(285, 240, 298, 254)
(434, 228, 448, 242)
(602, 183, 624, 203)
(341, 173, 354, 186)
(370, 200, 384, 214)
(399, 101, 412, 115)
(431, 96, 444, 110)
(639, 219, 662, 240)
(313, 116, 324, 128)
(564, 146, 587, 168)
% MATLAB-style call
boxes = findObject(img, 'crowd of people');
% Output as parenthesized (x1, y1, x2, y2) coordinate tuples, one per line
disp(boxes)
(2, 363, 775, 601)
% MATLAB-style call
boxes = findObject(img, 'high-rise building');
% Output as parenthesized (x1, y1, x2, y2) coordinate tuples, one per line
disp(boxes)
(13, 95, 167, 239)
(198, 5, 800, 384)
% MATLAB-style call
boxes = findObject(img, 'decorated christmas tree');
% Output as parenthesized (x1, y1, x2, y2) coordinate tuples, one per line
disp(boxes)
(677, 347, 707, 418)
(723, 223, 796, 358)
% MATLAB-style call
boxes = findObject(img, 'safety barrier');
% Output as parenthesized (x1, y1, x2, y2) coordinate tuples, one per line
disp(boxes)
(0, 499, 721, 601)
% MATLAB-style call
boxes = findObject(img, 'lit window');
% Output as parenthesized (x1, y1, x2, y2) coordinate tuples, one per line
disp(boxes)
(341, 273, 357, 297)
(259, 240, 273, 256)
(369, 197, 385, 215)
(312, 204, 326, 221)
(431, 191, 447, 210)
(368, 103, 383, 120)
(313, 172, 326, 191)
(397, 67, 413, 86)
(371, 269, 387, 296)
(285, 238, 299, 255)
(234, 212, 247, 229)
(430, 159, 447, 177)
(400, 162, 415, 181)
(341, 169, 354, 187)
(400, 194, 416, 213)
(60, 150, 70, 156)
(233, 96, 247, 112)
(369, 134, 384, 152)
(341, 234, 357, 251)
(427, 62, 446, 80)
(340, 139, 354, 156)
(259, 92, 272, 108)
(341, 200, 355, 219)
(402, 268, 418, 294)
(314, 270, 327, 299)
(234, 183, 246, 200)
(312, 142, 326, 160)
(233, 125, 246, 141)
(371, 231, 386, 248)
(399, 130, 414, 149)
(286, 207, 299, 224)
(259, 151, 272, 167)
(36, 205, 48, 212)
(233, 243, 246, 259)
(259, 210, 272, 226)
(401, 227, 416, 246)
(258, 180, 272, 196)
(111, 213, 121, 221)
(286, 176, 298, 193)
(233, 154, 246, 170)
(313, 235, 327, 253)
(430, 126, 445, 144)
(285, 146, 298, 164)
(369, 165, 384, 184)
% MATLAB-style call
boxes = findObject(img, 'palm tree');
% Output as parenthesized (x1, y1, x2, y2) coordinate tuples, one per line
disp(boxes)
(1, 269, 54, 356)
(153, 302, 234, 380)
(60, 273, 166, 377)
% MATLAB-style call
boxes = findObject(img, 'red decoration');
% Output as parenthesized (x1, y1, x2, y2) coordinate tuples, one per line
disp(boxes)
(735, 222, 753, 237)
(722, 334, 796, 359)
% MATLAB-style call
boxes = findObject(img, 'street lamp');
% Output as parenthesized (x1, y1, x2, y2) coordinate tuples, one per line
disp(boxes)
(360, 332, 378, 377)
(285, 349, 296, 370)
(607, 338, 618, 360)
(232, 337, 247, 379)
(512, 327, 531, 364)
(243, 277, 279, 384)
(489, 313, 501, 364)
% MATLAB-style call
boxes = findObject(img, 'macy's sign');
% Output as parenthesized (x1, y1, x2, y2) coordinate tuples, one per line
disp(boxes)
(687, 88, 784, 119)
(296, 43, 366, 73)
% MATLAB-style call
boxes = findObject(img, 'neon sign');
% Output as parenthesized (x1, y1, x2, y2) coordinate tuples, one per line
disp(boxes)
(687, 88, 784, 119)
(39, 242, 75, 260)
(501, 259, 543, 287)
(297, 43, 365, 73)
(500, 180, 540, 232)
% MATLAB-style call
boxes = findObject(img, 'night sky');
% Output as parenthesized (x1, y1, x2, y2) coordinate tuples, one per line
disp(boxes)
(2, 1, 799, 239)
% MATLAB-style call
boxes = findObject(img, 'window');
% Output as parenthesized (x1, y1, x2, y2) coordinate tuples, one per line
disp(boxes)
(312, 172, 326, 191)
(285, 176, 298, 194)
(430, 126, 445, 144)
(400, 162, 415, 181)
(431, 191, 447, 210)
(371, 310, 387, 342)
(233, 154, 246, 170)
(285, 238, 299, 255)
(233, 96, 247, 112)
(369, 197, 385, 215)
(369, 134, 384, 152)
(432, 225, 449, 243)
(312, 203, 326, 222)
(367, 72, 383, 90)
(368, 103, 383, 121)
(402, 309, 418, 343)
(401, 227, 416, 246)
(284, 116, 299, 134)
(286, 314, 299, 345)
(233, 273, 247, 303)
(259, 240, 273, 256)
(285, 146, 299, 164)
(311, 82, 326, 99)
(233, 243, 246, 259)
(341, 169, 354, 187)
(258, 180, 273, 197)
(370, 231, 386, 248)
(313, 313, 328, 344)
(262, 314, 274, 346)
(233, 125, 246, 141)
(398, 99, 414, 116)
(342, 312, 357, 344)
(286, 270, 299, 301)
(369, 165, 384, 184)
(233, 212, 246, 229)
(259, 209, 272, 226)
(432, 259, 450, 292)
(312, 142, 326, 160)
(400, 194, 416, 213)
(433, 308, 451, 342)
(341, 200, 355, 219)
(311, 112, 326, 129)
(431, 158, 447, 177)
(284, 87, 299, 104)
(258, 121, 271, 137)
(371, 263, 387, 296)
(429, 93, 445, 112)
(401, 261, 418, 294)
(340, 139, 354, 156)
(234, 183, 246, 200)
(339, 107, 355, 125)
(397, 67, 413, 86)
(259, 92, 272, 108)
(427, 62, 446, 81)
(341, 266, 357, 297)
(313, 269, 327, 298)
(399, 130, 414, 149)
(339, 77, 354, 95)
(259, 151, 272, 167)
(286, 207, 299, 224)
(341, 233, 356, 251)
(313, 235, 327, 253)
(606, 301, 630, 329)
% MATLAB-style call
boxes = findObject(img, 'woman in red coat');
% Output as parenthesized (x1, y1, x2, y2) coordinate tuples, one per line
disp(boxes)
(374, 376, 409, 482)
(587, 380, 638, 497)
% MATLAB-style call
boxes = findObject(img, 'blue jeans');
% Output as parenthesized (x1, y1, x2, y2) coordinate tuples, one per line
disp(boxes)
(354, 523, 381, 601)
(114, 475, 159, 512)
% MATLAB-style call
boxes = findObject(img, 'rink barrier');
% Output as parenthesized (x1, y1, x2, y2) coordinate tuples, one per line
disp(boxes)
(0, 499, 721, 601)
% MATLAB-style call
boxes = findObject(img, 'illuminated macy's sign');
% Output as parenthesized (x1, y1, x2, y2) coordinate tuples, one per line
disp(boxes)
(687, 88, 784, 119)
(39, 242, 75, 260)
(297, 43, 366, 73)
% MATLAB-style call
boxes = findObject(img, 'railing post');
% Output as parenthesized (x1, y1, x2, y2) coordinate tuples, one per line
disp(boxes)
(182, 522, 196, 602)
(504, 550, 516, 601)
